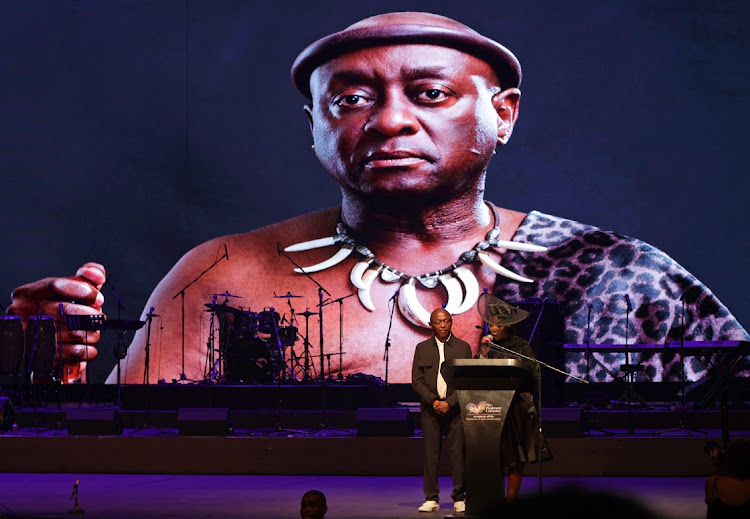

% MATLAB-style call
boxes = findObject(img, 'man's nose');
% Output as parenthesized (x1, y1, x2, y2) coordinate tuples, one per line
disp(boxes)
(364, 92, 419, 137)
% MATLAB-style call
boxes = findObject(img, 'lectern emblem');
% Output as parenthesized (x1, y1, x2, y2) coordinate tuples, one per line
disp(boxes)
(466, 401, 488, 414)
(465, 401, 503, 421)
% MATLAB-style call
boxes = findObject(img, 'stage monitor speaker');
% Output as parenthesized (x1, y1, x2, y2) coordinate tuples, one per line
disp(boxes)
(177, 408, 231, 436)
(356, 407, 413, 437)
(0, 396, 14, 430)
(542, 407, 584, 437)
(66, 408, 123, 435)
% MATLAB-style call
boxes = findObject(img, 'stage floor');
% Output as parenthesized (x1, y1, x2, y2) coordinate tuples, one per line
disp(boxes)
(0, 474, 707, 519)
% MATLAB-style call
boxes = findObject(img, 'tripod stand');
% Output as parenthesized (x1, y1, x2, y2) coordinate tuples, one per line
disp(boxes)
(277, 244, 351, 436)
(292, 309, 318, 381)
(658, 291, 707, 436)
(581, 304, 615, 435)
(264, 306, 307, 437)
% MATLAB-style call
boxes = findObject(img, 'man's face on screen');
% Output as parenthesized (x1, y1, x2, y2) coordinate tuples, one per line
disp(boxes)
(306, 44, 506, 200)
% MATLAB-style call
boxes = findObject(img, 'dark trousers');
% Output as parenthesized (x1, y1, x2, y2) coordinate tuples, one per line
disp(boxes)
(421, 406, 465, 502)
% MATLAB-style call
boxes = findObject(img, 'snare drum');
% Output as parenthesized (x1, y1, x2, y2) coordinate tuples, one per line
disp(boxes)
(0, 315, 25, 376)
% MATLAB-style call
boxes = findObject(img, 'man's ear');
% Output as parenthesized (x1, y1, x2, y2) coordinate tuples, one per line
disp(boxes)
(304, 103, 314, 133)
(492, 88, 521, 146)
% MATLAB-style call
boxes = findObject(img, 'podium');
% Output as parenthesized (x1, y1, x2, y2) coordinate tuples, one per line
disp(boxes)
(443, 359, 535, 517)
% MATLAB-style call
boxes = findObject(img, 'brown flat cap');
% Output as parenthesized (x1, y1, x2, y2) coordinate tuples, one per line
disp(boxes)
(291, 12, 522, 99)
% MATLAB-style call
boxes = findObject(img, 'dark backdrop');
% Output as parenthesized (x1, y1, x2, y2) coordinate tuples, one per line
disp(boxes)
(1, 0, 748, 382)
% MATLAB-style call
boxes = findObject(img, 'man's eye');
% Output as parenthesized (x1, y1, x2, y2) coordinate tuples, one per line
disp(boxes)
(335, 94, 366, 107)
(417, 88, 448, 102)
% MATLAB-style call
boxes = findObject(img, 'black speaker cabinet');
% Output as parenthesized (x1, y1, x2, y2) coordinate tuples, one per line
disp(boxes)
(177, 408, 231, 436)
(542, 407, 584, 437)
(356, 407, 413, 437)
(0, 316, 25, 376)
(66, 408, 123, 435)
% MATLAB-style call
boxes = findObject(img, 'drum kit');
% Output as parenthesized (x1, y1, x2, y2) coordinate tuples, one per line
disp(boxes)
(204, 290, 329, 384)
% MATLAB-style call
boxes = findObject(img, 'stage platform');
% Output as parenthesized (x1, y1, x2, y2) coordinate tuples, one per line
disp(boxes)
(0, 474, 712, 519)
(1, 383, 747, 479)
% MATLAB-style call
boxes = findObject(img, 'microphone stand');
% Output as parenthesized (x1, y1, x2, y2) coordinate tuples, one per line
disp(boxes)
(265, 306, 306, 437)
(523, 299, 547, 491)
(171, 248, 228, 382)
(51, 303, 66, 433)
(92, 279, 128, 408)
(203, 296, 221, 409)
(23, 301, 46, 431)
(130, 308, 167, 435)
(277, 243, 350, 436)
(486, 340, 588, 495)
(110, 281, 126, 407)
(586, 304, 592, 384)
(383, 289, 399, 386)
(657, 292, 707, 435)
(618, 297, 649, 435)
(323, 293, 354, 381)
(624, 301, 634, 434)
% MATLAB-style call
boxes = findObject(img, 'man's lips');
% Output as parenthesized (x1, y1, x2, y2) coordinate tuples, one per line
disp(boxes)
(362, 150, 431, 169)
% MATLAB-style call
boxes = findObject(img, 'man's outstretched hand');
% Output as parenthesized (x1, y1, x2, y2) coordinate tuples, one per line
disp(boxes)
(7, 262, 107, 381)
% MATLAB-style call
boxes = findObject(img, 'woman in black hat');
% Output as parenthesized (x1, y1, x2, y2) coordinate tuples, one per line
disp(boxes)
(477, 297, 552, 503)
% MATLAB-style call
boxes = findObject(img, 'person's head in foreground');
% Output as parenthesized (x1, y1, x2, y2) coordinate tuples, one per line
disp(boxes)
(300, 489, 327, 519)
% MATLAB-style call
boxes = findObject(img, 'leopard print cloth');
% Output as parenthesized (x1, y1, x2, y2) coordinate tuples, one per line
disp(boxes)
(495, 211, 749, 382)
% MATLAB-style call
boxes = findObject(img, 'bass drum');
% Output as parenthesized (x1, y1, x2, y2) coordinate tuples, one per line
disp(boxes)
(224, 337, 274, 384)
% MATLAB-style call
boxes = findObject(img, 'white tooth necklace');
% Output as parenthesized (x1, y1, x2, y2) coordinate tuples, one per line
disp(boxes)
(284, 202, 547, 328)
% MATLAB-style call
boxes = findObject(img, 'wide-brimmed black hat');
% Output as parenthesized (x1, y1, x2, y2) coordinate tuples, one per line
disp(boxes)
(291, 12, 522, 99)
(478, 293, 530, 327)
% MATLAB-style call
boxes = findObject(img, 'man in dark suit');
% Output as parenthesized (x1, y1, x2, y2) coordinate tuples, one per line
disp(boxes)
(412, 308, 473, 513)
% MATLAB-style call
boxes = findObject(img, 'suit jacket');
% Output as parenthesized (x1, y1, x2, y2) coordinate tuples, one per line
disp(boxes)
(411, 334, 473, 410)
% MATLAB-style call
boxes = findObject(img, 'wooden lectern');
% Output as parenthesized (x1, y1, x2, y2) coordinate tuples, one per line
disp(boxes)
(442, 358, 535, 517)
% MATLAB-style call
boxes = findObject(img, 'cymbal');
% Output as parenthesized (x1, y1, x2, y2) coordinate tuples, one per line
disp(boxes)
(298, 310, 319, 317)
(212, 291, 243, 298)
(274, 292, 302, 298)
(204, 303, 242, 314)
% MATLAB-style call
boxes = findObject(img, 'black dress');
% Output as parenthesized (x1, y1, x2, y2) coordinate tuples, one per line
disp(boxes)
(476, 335, 553, 473)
